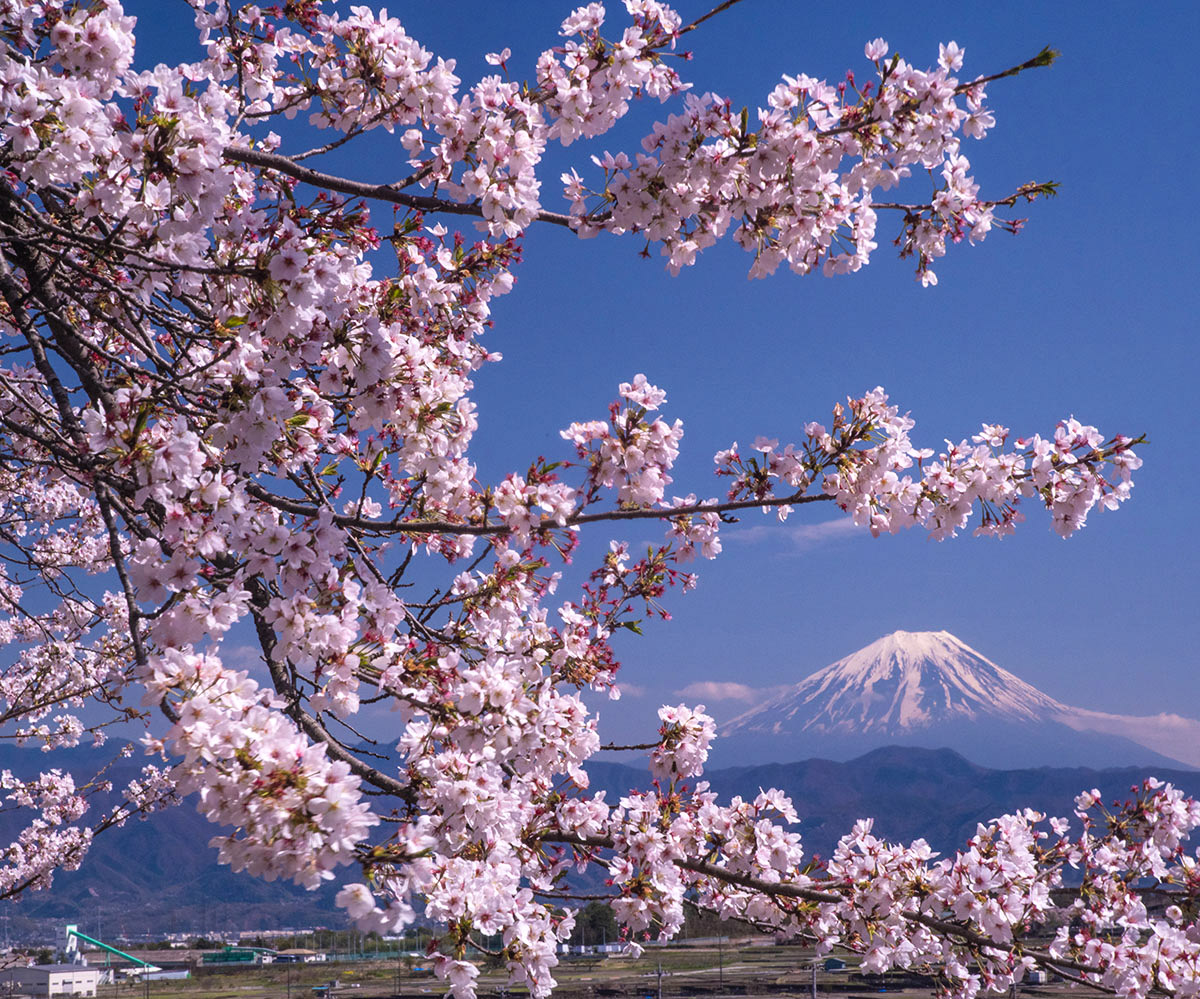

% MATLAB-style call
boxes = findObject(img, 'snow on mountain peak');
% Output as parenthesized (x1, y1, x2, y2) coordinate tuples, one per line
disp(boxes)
(712, 631, 1200, 771)
(724, 630, 1068, 737)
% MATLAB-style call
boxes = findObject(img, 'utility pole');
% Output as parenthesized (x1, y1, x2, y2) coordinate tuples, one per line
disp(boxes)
(656, 962, 664, 999)
(718, 936, 723, 988)
(811, 962, 817, 999)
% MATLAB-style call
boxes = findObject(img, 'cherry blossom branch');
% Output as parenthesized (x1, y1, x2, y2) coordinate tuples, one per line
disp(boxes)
(873, 180, 1060, 213)
(0, 8, 1161, 997)
(598, 742, 659, 751)
(815, 47, 1059, 140)
(241, 480, 833, 536)
(222, 146, 577, 227)
(545, 832, 1113, 986)
(237, 574, 411, 800)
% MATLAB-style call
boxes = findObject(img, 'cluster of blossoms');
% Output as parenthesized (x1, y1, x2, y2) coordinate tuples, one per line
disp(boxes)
(561, 373, 683, 507)
(586, 778, 1200, 999)
(715, 388, 1141, 539)
(0, 2, 1173, 998)
(650, 702, 715, 780)
(565, 33, 1050, 282)
(140, 648, 379, 888)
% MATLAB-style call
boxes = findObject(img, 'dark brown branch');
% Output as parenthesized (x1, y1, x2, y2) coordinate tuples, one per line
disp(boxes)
(295, 707, 412, 802)
(240, 574, 412, 802)
(874, 181, 1060, 214)
(540, 832, 1110, 983)
(674, 856, 842, 905)
(222, 146, 577, 228)
(242, 479, 834, 536)
(816, 48, 1059, 140)
(532, 890, 619, 901)
(676, 0, 749, 37)
(0, 196, 253, 277)
(963, 46, 1060, 89)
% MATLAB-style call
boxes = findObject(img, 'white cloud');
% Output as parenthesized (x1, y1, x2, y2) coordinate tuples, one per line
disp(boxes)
(674, 680, 764, 703)
(1060, 708, 1200, 768)
(728, 516, 861, 553)
(613, 681, 648, 699)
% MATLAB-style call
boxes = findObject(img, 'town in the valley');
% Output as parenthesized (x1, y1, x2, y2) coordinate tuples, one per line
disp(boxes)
(0, 915, 1074, 999)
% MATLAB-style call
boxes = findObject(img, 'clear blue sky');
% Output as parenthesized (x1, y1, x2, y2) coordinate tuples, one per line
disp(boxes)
(131, 1, 1199, 750)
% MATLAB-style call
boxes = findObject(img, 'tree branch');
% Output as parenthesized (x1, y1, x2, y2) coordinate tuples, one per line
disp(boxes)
(242, 479, 835, 536)
(598, 742, 659, 751)
(240, 574, 412, 802)
(816, 47, 1059, 140)
(222, 146, 578, 228)
(676, 0, 750, 38)
(540, 831, 1110, 984)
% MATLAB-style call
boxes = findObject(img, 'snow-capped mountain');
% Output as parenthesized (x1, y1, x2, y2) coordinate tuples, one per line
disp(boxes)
(727, 630, 1065, 734)
(716, 630, 1200, 770)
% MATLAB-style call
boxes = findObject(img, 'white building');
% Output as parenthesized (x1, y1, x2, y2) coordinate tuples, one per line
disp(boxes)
(0, 965, 102, 997)
(275, 949, 327, 964)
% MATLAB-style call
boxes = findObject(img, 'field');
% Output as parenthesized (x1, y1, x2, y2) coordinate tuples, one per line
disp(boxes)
(96, 941, 1089, 999)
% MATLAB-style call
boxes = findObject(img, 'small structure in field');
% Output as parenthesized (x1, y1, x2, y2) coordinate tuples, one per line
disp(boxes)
(0, 964, 103, 997)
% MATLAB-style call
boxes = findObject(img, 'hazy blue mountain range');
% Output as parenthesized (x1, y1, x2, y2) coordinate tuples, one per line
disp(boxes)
(0, 743, 343, 937)
(714, 630, 1200, 770)
(1, 743, 1196, 935)
(588, 746, 1200, 863)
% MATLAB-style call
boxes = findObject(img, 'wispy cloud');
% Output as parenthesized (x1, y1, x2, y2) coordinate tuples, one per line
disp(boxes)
(727, 516, 861, 553)
(1061, 708, 1200, 768)
(613, 681, 648, 699)
(674, 680, 765, 703)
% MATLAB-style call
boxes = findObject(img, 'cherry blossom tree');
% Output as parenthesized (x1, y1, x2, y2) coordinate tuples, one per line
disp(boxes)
(0, 1, 1189, 997)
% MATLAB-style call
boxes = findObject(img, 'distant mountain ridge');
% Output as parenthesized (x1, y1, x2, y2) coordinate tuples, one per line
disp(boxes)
(0, 743, 343, 937)
(2, 623, 1194, 935)
(588, 744, 1200, 864)
(717, 630, 1200, 770)
(1, 743, 1197, 935)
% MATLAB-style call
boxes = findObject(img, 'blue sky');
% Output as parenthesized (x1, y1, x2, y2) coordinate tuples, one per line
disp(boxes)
(130, 1, 1199, 752)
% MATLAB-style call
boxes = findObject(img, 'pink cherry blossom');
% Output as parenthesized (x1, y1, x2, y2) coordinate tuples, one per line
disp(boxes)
(0, 4, 1163, 998)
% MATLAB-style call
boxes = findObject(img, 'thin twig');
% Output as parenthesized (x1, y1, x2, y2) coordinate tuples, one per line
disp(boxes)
(677, 0, 749, 37)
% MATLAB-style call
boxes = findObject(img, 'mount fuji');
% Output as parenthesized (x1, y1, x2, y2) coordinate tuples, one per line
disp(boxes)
(714, 630, 1200, 770)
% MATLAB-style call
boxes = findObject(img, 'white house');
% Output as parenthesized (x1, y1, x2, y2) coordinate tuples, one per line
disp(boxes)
(0, 965, 102, 997)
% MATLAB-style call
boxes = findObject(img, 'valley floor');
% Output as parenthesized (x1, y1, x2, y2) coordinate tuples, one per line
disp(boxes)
(94, 944, 1082, 999)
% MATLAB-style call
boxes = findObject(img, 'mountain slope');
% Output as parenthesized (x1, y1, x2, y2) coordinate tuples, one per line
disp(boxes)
(0, 744, 345, 936)
(702, 746, 1200, 862)
(2, 744, 1196, 936)
(592, 746, 1200, 868)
